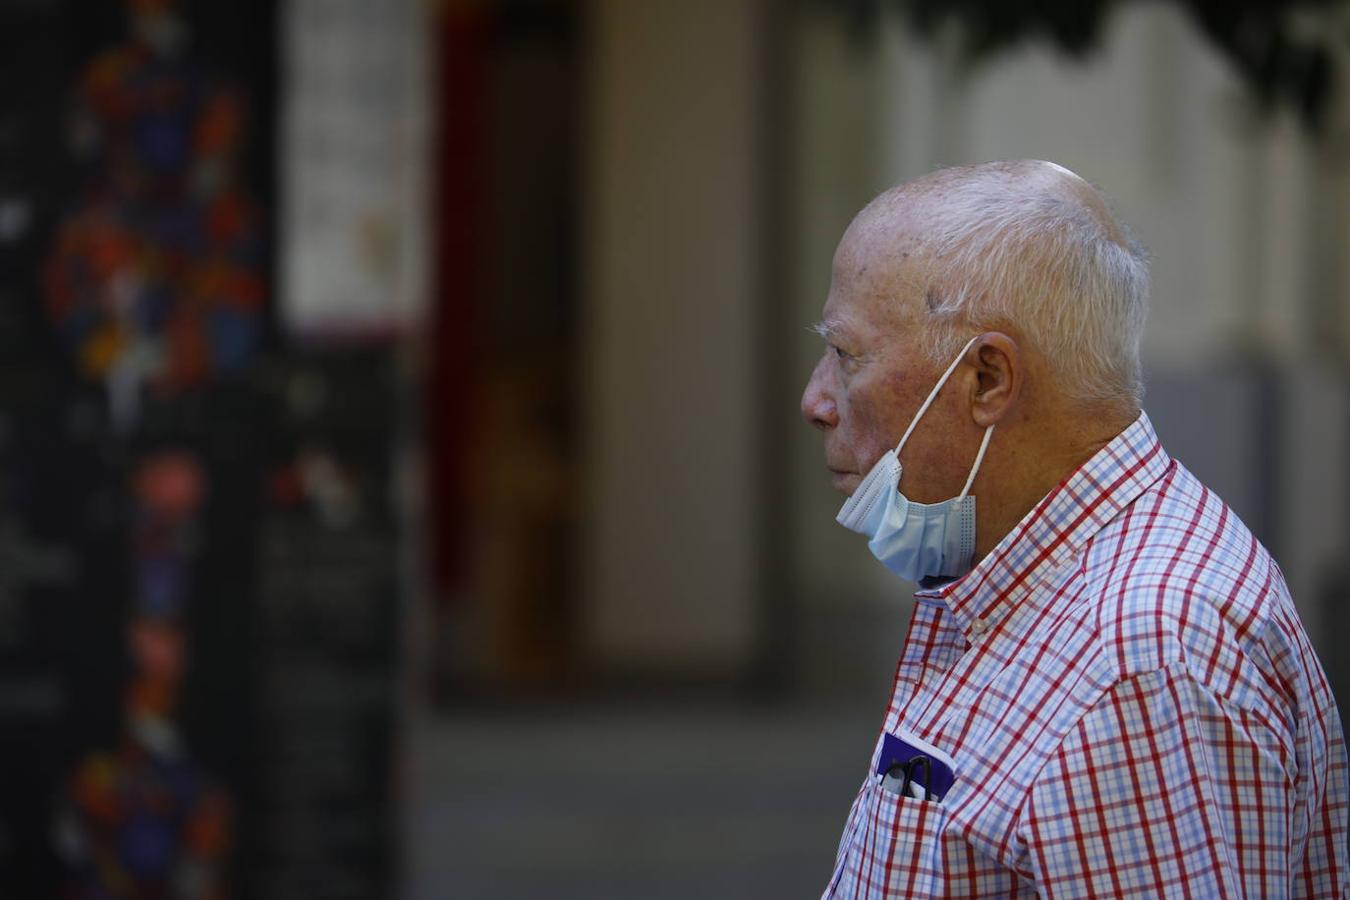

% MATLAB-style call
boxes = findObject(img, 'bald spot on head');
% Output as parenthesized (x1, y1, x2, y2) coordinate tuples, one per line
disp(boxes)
(835, 159, 1131, 327)
(861, 159, 1125, 251)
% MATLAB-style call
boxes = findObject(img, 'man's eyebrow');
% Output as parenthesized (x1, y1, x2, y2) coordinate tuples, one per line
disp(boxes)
(808, 319, 845, 341)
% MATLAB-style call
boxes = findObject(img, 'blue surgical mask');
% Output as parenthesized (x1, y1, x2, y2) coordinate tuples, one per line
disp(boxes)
(836, 335, 995, 582)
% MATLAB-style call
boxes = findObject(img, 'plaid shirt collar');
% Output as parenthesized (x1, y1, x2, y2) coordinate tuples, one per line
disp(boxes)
(915, 411, 1172, 637)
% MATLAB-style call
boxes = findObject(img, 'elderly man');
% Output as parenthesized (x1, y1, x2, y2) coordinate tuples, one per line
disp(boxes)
(801, 160, 1348, 898)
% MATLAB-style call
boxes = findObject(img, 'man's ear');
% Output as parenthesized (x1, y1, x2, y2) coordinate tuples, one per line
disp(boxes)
(966, 332, 1021, 428)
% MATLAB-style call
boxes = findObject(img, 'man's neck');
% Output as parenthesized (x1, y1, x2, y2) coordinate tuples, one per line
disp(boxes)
(971, 410, 1136, 565)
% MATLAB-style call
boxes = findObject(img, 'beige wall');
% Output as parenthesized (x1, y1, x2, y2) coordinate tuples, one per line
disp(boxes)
(581, 0, 764, 671)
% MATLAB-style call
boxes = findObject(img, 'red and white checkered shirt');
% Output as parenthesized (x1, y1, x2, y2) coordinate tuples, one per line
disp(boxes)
(823, 411, 1349, 898)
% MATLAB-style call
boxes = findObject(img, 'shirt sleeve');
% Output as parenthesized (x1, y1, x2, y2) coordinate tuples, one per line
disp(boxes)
(1020, 662, 1306, 899)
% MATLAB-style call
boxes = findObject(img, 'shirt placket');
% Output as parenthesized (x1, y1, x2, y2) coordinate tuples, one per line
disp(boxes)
(885, 600, 972, 740)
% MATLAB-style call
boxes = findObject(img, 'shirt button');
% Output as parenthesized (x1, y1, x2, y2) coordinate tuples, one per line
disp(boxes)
(970, 619, 988, 635)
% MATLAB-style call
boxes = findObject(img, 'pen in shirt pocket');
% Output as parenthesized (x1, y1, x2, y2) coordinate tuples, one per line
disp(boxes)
(876, 730, 957, 802)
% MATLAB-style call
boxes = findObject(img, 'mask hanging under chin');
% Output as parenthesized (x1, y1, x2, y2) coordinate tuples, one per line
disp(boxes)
(835, 335, 994, 583)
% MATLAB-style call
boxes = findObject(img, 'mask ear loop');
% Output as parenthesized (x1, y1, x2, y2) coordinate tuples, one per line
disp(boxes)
(957, 425, 995, 500)
(894, 334, 983, 456)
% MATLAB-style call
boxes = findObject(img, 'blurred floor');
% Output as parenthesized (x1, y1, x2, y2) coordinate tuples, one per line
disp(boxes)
(406, 702, 879, 899)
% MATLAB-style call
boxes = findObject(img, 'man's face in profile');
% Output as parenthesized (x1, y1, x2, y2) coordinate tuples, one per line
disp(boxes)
(801, 206, 974, 507)
(801, 218, 928, 498)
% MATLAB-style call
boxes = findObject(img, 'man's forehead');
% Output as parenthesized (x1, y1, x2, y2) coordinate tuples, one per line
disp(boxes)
(834, 198, 930, 276)
(827, 218, 927, 330)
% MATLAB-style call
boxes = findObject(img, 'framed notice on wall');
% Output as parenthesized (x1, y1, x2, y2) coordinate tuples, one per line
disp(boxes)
(278, 0, 432, 343)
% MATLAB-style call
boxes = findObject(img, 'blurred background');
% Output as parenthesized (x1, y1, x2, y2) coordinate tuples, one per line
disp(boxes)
(1, 0, 1348, 897)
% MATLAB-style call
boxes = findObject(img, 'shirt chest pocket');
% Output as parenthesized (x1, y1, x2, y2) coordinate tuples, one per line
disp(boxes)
(824, 783, 1032, 899)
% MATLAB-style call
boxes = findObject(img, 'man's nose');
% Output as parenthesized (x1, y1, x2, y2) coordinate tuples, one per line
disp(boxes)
(801, 356, 838, 431)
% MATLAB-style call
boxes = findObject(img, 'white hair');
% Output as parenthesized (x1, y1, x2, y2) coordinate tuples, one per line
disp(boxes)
(907, 166, 1149, 410)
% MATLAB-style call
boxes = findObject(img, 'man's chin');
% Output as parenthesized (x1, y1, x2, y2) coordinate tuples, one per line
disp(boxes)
(830, 471, 860, 495)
